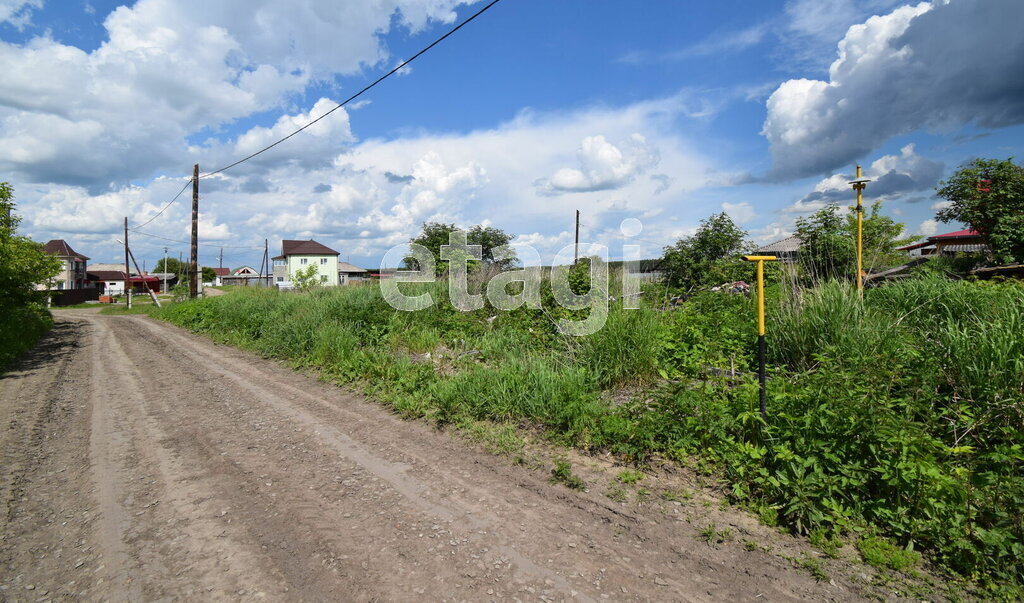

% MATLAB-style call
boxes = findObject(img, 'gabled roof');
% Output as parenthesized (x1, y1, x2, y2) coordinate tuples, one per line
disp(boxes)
(930, 229, 981, 240)
(279, 239, 340, 257)
(757, 235, 801, 253)
(210, 267, 230, 276)
(229, 265, 258, 275)
(896, 240, 933, 251)
(43, 239, 89, 260)
(337, 261, 367, 273)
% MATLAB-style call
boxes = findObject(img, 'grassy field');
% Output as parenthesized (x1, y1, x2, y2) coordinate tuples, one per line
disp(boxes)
(155, 275, 1024, 594)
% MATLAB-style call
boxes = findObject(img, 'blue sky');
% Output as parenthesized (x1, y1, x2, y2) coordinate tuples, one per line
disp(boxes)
(2, 0, 1023, 270)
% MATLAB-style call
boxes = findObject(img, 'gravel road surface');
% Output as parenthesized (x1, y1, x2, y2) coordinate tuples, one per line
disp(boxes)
(1, 310, 864, 601)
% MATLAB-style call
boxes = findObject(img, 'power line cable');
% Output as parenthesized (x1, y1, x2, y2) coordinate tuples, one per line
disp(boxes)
(130, 179, 191, 230)
(199, 0, 502, 179)
(130, 229, 265, 249)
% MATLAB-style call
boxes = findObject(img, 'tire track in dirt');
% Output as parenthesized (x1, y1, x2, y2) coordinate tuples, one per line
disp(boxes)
(121, 315, 587, 599)
(91, 315, 295, 600)
(87, 318, 144, 600)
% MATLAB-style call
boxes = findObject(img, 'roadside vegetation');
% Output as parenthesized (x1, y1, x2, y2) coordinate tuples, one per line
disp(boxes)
(0, 183, 60, 371)
(156, 272, 1023, 594)
(155, 160, 1024, 594)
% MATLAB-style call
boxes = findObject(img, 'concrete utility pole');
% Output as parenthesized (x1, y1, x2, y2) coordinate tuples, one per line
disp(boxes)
(849, 166, 871, 297)
(190, 164, 199, 299)
(124, 216, 132, 309)
(219, 247, 223, 269)
(574, 210, 580, 265)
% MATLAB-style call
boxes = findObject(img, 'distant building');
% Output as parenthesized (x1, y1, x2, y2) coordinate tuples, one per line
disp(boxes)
(897, 229, 989, 257)
(221, 265, 271, 287)
(87, 270, 160, 295)
(38, 239, 90, 290)
(338, 261, 369, 285)
(272, 239, 341, 287)
(756, 236, 801, 263)
(209, 267, 230, 286)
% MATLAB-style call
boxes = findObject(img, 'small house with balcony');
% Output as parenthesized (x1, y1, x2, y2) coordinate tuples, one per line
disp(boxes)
(37, 239, 89, 290)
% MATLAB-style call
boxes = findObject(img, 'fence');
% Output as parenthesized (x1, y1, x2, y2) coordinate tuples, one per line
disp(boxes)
(45, 288, 100, 306)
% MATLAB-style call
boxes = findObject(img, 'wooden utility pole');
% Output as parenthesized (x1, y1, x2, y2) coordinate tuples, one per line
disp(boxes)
(124, 216, 132, 309)
(189, 163, 199, 299)
(163, 247, 169, 294)
(574, 210, 580, 265)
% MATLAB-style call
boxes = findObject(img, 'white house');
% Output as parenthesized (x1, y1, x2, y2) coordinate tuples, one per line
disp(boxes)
(273, 240, 340, 287)
(87, 270, 128, 295)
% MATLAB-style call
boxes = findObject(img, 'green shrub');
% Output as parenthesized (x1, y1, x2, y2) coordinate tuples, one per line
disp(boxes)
(0, 303, 51, 371)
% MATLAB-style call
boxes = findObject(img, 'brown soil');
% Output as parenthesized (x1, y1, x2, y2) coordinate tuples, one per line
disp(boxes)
(0, 310, 934, 600)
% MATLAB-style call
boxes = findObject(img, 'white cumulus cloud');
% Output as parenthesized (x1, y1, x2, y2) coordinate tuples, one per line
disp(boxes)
(763, 0, 1024, 179)
(538, 134, 660, 195)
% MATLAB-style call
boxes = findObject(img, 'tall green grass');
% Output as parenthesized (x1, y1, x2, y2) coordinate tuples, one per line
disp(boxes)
(157, 276, 1024, 591)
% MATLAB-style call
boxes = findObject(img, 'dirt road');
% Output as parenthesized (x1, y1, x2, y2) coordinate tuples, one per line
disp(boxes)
(1, 310, 868, 601)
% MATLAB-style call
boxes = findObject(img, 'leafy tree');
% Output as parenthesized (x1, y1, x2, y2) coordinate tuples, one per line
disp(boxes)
(0, 182, 61, 305)
(291, 264, 320, 292)
(467, 224, 517, 270)
(406, 221, 517, 274)
(661, 212, 750, 289)
(154, 257, 186, 276)
(201, 266, 217, 283)
(935, 157, 1024, 263)
(796, 202, 910, 282)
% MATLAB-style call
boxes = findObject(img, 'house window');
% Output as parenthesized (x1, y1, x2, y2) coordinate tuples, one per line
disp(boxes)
(320, 258, 328, 265)
(300, 258, 308, 265)
(277, 276, 283, 282)
(320, 275, 328, 282)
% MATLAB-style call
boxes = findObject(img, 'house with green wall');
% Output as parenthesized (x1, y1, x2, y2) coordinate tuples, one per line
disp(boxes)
(272, 239, 340, 287)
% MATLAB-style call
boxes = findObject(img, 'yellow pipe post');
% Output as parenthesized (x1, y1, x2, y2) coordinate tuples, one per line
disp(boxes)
(743, 255, 778, 420)
(849, 166, 871, 297)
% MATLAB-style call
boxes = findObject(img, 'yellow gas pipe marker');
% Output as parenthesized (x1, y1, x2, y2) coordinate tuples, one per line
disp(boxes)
(742, 255, 778, 420)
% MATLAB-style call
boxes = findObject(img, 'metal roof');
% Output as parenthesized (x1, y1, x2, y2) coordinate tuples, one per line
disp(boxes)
(931, 229, 981, 240)
(938, 244, 989, 253)
(757, 235, 801, 253)
(337, 261, 367, 273)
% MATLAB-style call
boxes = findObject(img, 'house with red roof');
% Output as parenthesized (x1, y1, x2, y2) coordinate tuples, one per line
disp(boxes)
(208, 266, 230, 286)
(897, 229, 989, 257)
